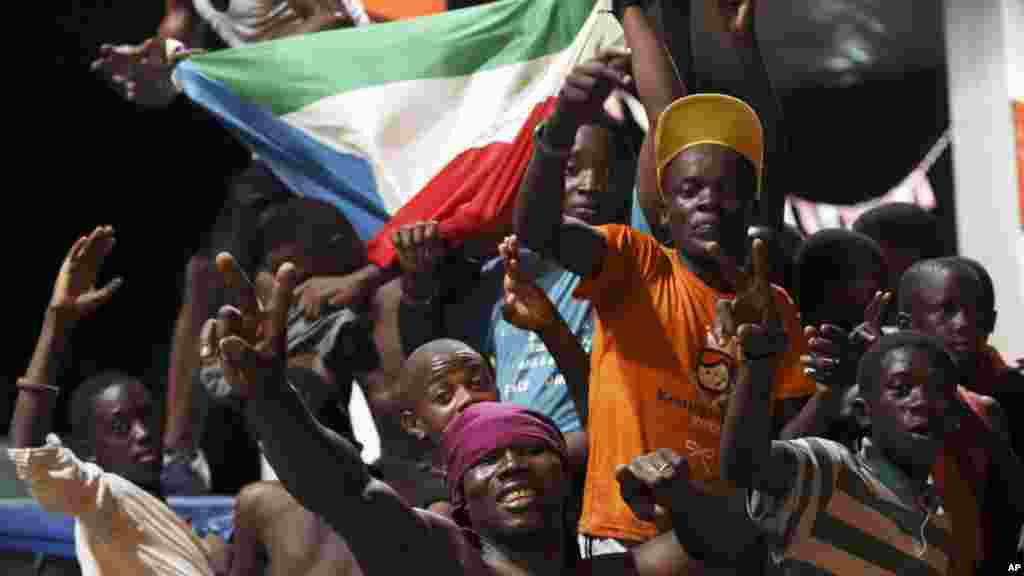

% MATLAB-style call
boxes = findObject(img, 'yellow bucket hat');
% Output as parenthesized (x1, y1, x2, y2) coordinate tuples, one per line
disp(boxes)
(654, 93, 764, 199)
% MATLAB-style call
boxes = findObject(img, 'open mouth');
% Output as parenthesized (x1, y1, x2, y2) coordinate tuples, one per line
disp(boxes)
(497, 487, 537, 509)
(136, 451, 159, 464)
(692, 223, 720, 238)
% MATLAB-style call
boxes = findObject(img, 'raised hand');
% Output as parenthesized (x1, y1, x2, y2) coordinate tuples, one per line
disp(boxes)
(50, 226, 123, 322)
(616, 449, 691, 523)
(711, 0, 758, 50)
(712, 238, 785, 362)
(499, 235, 558, 333)
(392, 221, 444, 302)
(201, 255, 296, 399)
(850, 290, 892, 353)
(802, 291, 891, 389)
(552, 50, 634, 138)
(89, 38, 199, 108)
(199, 253, 269, 396)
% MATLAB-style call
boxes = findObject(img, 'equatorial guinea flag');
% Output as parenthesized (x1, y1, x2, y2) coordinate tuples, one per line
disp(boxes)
(173, 0, 624, 266)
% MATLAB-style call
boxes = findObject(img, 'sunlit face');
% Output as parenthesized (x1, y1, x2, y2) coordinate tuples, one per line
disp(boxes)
(91, 380, 161, 491)
(462, 442, 567, 537)
(562, 125, 613, 225)
(660, 144, 755, 267)
(406, 346, 498, 443)
(866, 347, 955, 462)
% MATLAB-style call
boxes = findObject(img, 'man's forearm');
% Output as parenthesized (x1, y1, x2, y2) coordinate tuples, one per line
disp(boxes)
(659, 0, 697, 94)
(737, 41, 786, 228)
(246, 375, 372, 526)
(720, 357, 779, 489)
(779, 388, 843, 440)
(10, 310, 76, 448)
(513, 116, 575, 259)
(622, 6, 685, 127)
(165, 257, 213, 451)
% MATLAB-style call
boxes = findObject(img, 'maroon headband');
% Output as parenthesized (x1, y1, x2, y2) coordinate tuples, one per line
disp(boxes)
(441, 402, 568, 522)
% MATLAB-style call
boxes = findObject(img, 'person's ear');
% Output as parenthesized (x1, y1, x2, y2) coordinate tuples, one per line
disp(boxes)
(399, 410, 428, 441)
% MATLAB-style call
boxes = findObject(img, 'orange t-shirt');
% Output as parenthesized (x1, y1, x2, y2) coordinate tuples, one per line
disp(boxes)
(573, 225, 816, 542)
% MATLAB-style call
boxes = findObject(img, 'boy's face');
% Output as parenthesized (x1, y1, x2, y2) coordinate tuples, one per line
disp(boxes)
(402, 346, 498, 444)
(866, 346, 955, 463)
(91, 380, 162, 491)
(908, 268, 982, 368)
(562, 125, 613, 225)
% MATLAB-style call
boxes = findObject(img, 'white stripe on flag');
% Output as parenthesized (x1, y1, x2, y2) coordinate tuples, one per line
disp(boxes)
(278, 7, 625, 213)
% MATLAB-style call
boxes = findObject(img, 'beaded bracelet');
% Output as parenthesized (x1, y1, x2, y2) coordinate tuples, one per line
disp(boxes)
(16, 378, 61, 396)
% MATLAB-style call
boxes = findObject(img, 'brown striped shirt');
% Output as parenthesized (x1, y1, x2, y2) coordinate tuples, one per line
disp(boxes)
(748, 437, 951, 575)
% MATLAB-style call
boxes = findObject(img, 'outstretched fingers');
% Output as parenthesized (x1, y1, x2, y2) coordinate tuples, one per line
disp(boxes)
(216, 252, 263, 318)
(267, 262, 298, 355)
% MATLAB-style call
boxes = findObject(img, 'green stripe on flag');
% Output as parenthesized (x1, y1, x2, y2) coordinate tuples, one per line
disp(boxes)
(188, 0, 596, 115)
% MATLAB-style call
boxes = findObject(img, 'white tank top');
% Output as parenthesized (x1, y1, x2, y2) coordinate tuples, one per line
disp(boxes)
(192, 0, 371, 47)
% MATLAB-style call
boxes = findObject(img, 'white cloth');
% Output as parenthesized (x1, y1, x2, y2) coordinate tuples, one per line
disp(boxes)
(192, 0, 371, 48)
(7, 434, 215, 576)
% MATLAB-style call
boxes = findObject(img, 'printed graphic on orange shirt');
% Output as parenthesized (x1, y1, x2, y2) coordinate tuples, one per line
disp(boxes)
(691, 331, 740, 412)
(685, 331, 740, 487)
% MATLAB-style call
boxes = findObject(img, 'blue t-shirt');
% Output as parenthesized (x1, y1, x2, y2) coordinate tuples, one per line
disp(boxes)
(460, 250, 592, 433)
(630, 185, 655, 236)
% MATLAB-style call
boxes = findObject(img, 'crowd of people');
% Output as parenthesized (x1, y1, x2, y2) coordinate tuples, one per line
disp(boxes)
(8, 0, 1023, 574)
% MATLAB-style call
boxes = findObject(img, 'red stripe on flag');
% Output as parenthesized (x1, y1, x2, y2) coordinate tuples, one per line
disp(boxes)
(366, 97, 558, 267)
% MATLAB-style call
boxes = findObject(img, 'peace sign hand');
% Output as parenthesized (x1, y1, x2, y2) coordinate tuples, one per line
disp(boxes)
(201, 254, 297, 400)
(712, 238, 787, 362)
(199, 253, 275, 399)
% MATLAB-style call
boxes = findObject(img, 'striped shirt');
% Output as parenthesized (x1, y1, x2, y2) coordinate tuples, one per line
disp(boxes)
(748, 437, 951, 575)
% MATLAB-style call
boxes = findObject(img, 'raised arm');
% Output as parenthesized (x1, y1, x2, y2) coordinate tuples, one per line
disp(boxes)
(717, 239, 795, 496)
(514, 53, 631, 277)
(497, 236, 589, 426)
(163, 258, 214, 473)
(208, 254, 461, 575)
(391, 221, 447, 356)
(621, 3, 688, 242)
(10, 226, 122, 449)
(715, 0, 787, 227)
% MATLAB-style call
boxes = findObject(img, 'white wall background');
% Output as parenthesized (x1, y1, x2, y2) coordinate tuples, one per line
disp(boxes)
(945, 0, 1024, 362)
